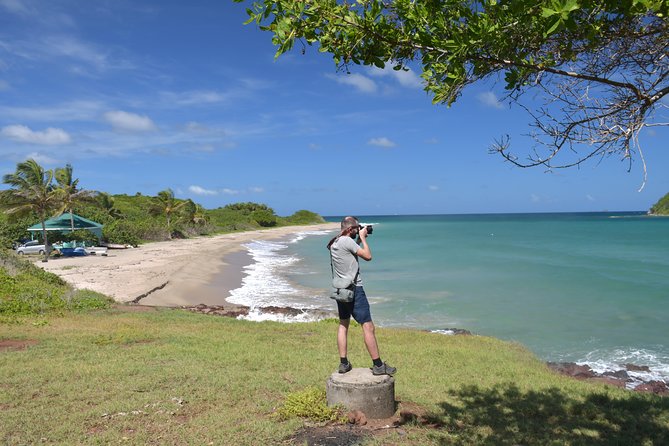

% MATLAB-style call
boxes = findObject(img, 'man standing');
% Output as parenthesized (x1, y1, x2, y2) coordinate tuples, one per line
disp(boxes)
(328, 216, 396, 375)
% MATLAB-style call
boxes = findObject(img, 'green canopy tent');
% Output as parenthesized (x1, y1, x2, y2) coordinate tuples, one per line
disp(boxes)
(27, 213, 103, 242)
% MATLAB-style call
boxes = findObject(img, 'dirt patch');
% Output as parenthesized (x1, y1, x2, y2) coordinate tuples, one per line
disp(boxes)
(289, 424, 366, 446)
(286, 400, 435, 445)
(0, 339, 38, 352)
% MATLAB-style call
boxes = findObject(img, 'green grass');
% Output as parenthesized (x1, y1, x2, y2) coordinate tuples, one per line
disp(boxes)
(1, 309, 667, 445)
(0, 250, 112, 318)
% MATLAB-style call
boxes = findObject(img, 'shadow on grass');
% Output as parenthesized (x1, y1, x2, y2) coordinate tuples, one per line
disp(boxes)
(424, 384, 669, 445)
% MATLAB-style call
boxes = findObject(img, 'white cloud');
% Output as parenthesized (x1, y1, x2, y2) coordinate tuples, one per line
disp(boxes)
(0, 100, 104, 121)
(370, 65, 423, 89)
(162, 90, 229, 106)
(477, 91, 505, 109)
(531, 193, 541, 203)
(25, 151, 59, 165)
(104, 110, 157, 133)
(1, 124, 71, 145)
(327, 73, 377, 93)
(249, 187, 264, 193)
(188, 185, 218, 196)
(184, 121, 208, 133)
(428, 185, 439, 191)
(0, 0, 30, 15)
(586, 194, 595, 202)
(425, 137, 439, 144)
(190, 144, 215, 153)
(0, 79, 9, 90)
(44, 36, 110, 70)
(368, 137, 396, 148)
(222, 188, 240, 195)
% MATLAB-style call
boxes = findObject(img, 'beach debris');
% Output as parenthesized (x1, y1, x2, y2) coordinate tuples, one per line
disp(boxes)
(130, 281, 169, 304)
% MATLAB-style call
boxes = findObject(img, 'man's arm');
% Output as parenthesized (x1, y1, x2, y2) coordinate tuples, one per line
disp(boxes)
(356, 226, 372, 261)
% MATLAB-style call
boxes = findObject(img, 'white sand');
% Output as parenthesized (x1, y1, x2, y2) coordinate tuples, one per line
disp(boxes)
(35, 223, 338, 306)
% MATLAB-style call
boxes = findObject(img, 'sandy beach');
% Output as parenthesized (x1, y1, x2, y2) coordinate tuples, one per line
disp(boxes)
(36, 223, 339, 307)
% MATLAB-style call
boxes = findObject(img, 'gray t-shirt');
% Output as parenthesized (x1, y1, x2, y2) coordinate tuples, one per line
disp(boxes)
(330, 236, 363, 286)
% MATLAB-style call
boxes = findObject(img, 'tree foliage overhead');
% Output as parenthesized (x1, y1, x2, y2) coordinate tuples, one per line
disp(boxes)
(240, 0, 668, 183)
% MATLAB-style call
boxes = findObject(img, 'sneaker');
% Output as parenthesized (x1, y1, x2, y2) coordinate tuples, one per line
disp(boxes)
(372, 362, 397, 376)
(338, 362, 352, 373)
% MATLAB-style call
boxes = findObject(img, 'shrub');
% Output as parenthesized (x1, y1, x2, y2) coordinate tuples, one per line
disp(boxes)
(102, 220, 142, 246)
(285, 210, 325, 225)
(0, 251, 112, 316)
(275, 387, 345, 422)
(251, 209, 277, 227)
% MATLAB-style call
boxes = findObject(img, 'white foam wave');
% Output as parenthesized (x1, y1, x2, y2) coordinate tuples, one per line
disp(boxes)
(432, 329, 458, 335)
(289, 230, 334, 244)
(578, 348, 669, 388)
(227, 240, 301, 307)
(237, 308, 326, 324)
(226, 236, 332, 312)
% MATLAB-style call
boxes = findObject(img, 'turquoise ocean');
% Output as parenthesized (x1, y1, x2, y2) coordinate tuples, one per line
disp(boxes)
(227, 212, 669, 384)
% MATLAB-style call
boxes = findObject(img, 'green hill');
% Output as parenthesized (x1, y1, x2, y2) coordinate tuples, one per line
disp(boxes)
(1, 193, 325, 248)
(649, 192, 669, 215)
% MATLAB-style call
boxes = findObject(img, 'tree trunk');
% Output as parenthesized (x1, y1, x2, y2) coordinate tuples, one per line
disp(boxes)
(41, 219, 49, 263)
(166, 215, 172, 240)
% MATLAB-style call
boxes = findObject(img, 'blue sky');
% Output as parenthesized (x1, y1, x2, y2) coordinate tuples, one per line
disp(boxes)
(1, 0, 667, 216)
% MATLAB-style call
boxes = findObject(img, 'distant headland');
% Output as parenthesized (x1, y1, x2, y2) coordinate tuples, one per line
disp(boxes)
(649, 192, 669, 216)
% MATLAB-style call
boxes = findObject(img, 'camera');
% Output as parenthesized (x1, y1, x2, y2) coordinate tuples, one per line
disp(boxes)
(359, 224, 373, 235)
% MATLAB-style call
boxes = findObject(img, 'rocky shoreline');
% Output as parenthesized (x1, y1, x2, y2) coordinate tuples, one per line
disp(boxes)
(179, 303, 336, 321)
(547, 362, 668, 395)
(174, 303, 667, 395)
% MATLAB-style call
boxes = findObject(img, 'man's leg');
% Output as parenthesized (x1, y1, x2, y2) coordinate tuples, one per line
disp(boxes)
(361, 321, 380, 360)
(338, 318, 350, 359)
(362, 321, 395, 375)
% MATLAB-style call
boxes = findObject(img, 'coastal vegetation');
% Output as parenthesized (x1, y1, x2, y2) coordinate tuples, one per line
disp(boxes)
(0, 159, 325, 249)
(0, 250, 111, 318)
(1, 308, 668, 445)
(649, 192, 669, 215)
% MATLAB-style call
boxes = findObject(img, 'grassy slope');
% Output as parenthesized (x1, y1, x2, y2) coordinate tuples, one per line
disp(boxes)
(1, 309, 667, 445)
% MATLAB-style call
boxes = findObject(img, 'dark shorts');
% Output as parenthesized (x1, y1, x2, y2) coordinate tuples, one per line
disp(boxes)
(337, 286, 372, 324)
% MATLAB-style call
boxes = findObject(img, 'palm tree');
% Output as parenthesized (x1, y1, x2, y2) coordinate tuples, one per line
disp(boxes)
(152, 189, 187, 239)
(97, 192, 124, 219)
(182, 199, 208, 226)
(54, 163, 97, 231)
(0, 159, 58, 262)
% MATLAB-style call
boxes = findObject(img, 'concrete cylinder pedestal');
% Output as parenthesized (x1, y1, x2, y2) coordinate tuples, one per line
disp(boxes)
(326, 368, 395, 419)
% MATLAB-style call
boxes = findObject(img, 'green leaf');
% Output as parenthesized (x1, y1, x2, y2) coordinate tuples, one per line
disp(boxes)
(545, 18, 562, 35)
(541, 7, 557, 17)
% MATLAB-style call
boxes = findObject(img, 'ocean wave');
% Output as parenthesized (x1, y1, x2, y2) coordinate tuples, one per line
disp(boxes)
(227, 240, 301, 308)
(578, 348, 669, 387)
(289, 229, 335, 244)
(226, 237, 331, 311)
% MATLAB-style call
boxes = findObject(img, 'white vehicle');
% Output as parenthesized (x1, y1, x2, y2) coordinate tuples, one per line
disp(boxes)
(15, 240, 50, 255)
